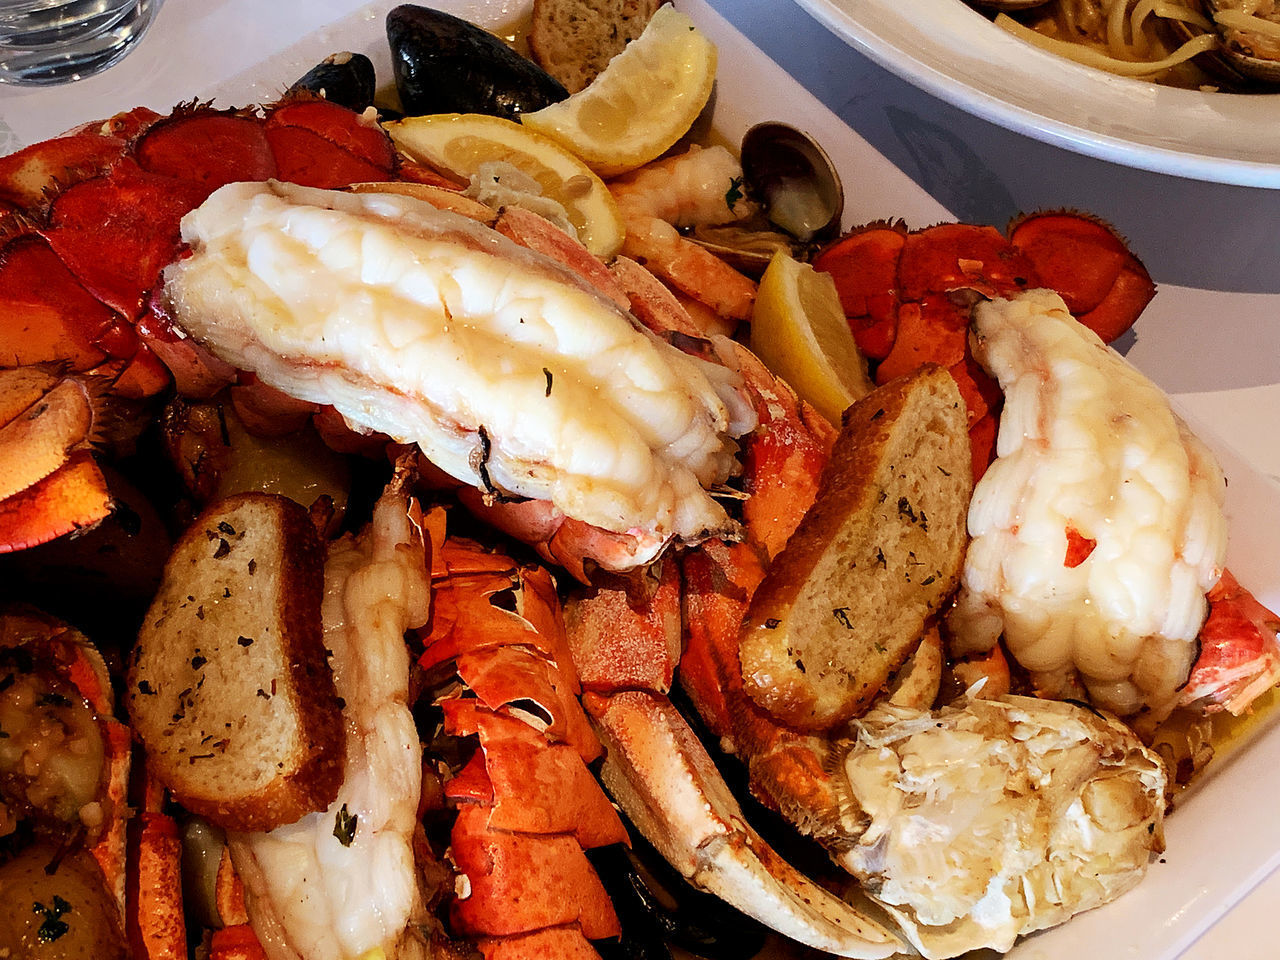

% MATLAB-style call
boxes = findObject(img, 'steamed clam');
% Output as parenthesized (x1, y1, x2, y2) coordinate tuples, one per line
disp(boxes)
(1200, 0, 1280, 83)
(690, 122, 844, 275)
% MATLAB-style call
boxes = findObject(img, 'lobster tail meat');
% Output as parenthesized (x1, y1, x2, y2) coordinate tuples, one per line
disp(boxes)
(950, 289, 1227, 719)
(814, 214, 1157, 481)
(228, 480, 435, 960)
(164, 180, 755, 571)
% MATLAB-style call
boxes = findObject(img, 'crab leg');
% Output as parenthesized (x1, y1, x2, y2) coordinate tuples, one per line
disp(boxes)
(587, 688, 899, 957)
(127, 773, 187, 960)
(563, 346, 902, 958)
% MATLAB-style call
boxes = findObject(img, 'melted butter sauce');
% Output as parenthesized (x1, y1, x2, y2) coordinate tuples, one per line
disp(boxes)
(1153, 684, 1280, 795)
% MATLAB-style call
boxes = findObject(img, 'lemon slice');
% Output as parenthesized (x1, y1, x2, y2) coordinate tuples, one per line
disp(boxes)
(520, 6, 717, 178)
(750, 250, 874, 426)
(383, 113, 624, 259)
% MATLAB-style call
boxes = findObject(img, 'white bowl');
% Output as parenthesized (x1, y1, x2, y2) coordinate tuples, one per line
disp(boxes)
(794, 0, 1280, 187)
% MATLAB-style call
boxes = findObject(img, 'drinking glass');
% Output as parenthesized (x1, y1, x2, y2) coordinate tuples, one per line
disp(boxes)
(0, 0, 163, 85)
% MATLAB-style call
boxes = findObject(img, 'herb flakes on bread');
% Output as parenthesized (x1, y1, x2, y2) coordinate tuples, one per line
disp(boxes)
(529, 0, 662, 93)
(739, 364, 973, 731)
(127, 493, 344, 832)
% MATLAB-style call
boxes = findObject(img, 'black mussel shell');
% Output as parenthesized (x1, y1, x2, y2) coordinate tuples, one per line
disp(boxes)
(288, 52, 378, 112)
(387, 5, 569, 119)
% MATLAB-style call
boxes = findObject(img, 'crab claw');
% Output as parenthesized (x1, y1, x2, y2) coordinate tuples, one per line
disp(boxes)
(585, 689, 901, 959)
(566, 562, 901, 959)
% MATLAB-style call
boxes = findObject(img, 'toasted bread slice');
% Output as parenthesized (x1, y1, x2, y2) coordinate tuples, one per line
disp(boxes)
(127, 493, 343, 831)
(529, 0, 662, 94)
(739, 364, 972, 731)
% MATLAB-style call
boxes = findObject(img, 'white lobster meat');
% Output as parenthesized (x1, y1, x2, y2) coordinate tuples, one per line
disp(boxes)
(163, 180, 756, 569)
(228, 482, 433, 960)
(949, 289, 1228, 718)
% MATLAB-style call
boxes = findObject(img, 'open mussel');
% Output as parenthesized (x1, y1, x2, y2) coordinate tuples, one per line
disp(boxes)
(387, 4, 569, 119)
(691, 122, 844, 275)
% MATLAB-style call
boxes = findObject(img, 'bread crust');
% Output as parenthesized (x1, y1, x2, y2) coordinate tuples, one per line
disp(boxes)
(127, 493, 344, 831)
(739, 364, 973, 731)
(529, 0, 662, 93)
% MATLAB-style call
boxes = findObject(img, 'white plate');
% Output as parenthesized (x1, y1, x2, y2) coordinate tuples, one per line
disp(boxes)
(208, 6, 1280, 958)
(792, 0, 1280, 187)
(6, 0, 1279, 955)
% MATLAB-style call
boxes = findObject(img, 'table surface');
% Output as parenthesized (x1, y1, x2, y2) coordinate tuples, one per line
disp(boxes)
(2, 0, 1276, 955)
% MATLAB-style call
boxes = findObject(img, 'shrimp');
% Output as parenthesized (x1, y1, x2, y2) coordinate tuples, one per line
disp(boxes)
(948, 288, 1227, 719)
(609, 144, 760, 326)
(227, 479, 434, 960)
(163, 180, 756, 572)
(610, 143, 756, 229)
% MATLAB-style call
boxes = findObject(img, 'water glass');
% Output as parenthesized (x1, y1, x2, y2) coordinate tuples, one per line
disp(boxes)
(0, 0, 163, 85)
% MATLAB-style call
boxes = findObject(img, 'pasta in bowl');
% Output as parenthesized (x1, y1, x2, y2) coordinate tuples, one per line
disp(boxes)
(972, 0, 1280, 89)
(792, 0, 1280, 184)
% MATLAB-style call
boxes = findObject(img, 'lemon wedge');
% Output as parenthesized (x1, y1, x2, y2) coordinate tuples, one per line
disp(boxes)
(520, 6, 717, 178)
(383, 112, 624, 259)
(750, 250, 874, 426)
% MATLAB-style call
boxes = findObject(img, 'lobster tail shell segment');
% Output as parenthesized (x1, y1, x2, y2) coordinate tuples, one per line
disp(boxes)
(422, 520, 627, 955)
(0, 234, 125, 372)
(0, 132, 128, 209)
(0, 368, 115, 552)
(134, 109, 279, 194)
(1007, 211, 1156, 344)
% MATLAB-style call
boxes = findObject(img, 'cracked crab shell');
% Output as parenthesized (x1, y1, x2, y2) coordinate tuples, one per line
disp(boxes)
(832, 694, 1167, 959)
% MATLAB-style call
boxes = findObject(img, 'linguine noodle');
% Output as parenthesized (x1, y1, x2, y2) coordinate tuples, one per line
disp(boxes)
(981, 0, 1280, 88)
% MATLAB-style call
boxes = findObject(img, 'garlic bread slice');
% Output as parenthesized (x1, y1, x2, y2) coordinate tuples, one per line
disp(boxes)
(127, 493, 343, 830)
(739, 364, 972, 730)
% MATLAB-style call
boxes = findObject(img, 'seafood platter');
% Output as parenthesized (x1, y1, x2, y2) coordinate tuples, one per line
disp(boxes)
(791, 0, 1280, 187)
(1, 1, 1279, 959)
